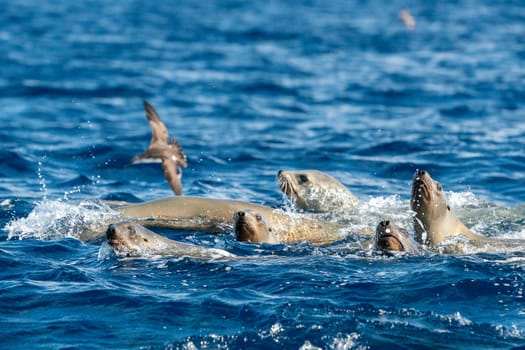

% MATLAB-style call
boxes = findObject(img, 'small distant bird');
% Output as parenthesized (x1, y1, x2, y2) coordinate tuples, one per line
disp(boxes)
(132, 101, 187, 195)
(399, 9, 416, 31)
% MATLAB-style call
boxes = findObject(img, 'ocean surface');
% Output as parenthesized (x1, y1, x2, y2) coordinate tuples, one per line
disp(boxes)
(2, 0, 525, 348)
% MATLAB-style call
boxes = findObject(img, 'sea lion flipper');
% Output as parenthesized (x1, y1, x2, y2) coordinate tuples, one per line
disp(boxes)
(143, 100, 169, 145)
(161, 157, 183, 195)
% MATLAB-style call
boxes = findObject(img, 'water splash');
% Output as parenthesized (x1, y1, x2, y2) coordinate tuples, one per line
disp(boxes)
(97, 240, 115, 260)
(327, 194, 413, 236)
(5, 199, 119, 241)
(447, 191, 481, 209)
(37, 157, 48, 200)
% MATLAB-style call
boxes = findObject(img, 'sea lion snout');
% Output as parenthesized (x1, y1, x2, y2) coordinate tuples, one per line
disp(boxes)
(233, 211, 247, 224)
(106, 224, 118, 240)
(415, 169, 426, 177)
(414, 170, 434, 185)
(411, 169, 433, 205)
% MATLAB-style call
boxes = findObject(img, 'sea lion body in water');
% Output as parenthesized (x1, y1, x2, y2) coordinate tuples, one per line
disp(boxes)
(278, 170, 359, 212)
(132, 101, 187, 195)
(410, 170, 525, 253)
(233, 209, 342, 245)
(374, 220, 420, 254)
(118, 197, 343, 245)
(373, 218, 524, 255)
(119, 197, 276, 231)
(410, 169, 478, 246)
(106, 221, 234, 259)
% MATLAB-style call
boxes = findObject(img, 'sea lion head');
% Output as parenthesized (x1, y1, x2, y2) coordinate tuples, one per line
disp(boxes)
(411, 169, 450, 218)
(233, 210, 279, 244)
(106, 221, 159, 257)
(410, 169, 452, 244)
(375, 220, 418, 253)
(277, 169, 357, 212)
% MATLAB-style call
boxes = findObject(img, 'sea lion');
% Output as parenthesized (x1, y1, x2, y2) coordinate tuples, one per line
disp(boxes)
(106, 221, 234, 259)
(132, 101, 187, 195)
(118, 197, 277, 232)
(233, 210, 280, 244)
(410, 169, 481, 246)
(374, 220, 420, 254)
(410, 170, 525, 253)
(278, 169, 359, 212)
(233, 209, 343, 245)
(118, 197, 343, 245)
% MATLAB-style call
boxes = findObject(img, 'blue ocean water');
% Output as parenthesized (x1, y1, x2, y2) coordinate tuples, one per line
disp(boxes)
(1, 0, 525, 348)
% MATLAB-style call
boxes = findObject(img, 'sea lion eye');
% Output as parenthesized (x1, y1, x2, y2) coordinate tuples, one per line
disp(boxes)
(255, 214, 262, 221)
(143, 238, 148, 242)
(298, 174, 309, 184)
(447, 205, 450, 211)
(436, 182, 443, 191)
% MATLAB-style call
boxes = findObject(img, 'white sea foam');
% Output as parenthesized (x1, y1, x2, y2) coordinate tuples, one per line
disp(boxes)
(299, 341, 322, 350)
(494, 229, 525, 240)
(447, 191, 481, 209)
(0, 199, 14, 209)
(329, 333, 366, 350)
(341, 194, 414, 234)
(447, 312, 473, 326)
(5, 199, 119, 241)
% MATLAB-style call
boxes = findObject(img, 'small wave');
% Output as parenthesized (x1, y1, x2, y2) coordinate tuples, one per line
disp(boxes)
(5, 199, 119, 241)
(0, 199, 14, 210)
(300, 333, 365, 350)
(0, 151, 34, 176)
(97, 241, 115, 261)
(498, 229, 525, 240)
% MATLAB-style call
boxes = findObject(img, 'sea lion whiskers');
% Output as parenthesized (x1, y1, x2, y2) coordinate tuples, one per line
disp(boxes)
(411, 170, 432, 206)
(278, 170, 298, 199)
(278, 173, 288, 194)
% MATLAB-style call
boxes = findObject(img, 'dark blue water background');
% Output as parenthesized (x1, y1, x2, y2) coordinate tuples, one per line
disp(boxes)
(1, 0, 525, 348)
